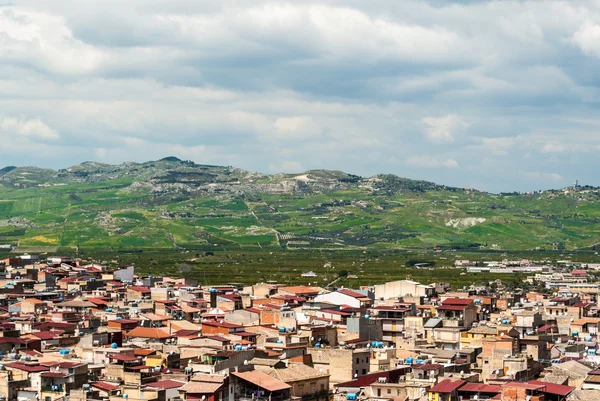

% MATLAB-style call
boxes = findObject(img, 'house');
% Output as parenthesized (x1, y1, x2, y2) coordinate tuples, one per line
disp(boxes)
(178, 373, 229, 401)
(369, 305, 413, 343)
(437, 298, 477, 328)
(374, 280, 434, 300)
(427, 379, 465, 401)
(18, 298, 48, 314)
(265, 364, 329, 400)
(230, 370, 291, 401)
(308, 348, 370, 387)
(313, 289, 372, 309)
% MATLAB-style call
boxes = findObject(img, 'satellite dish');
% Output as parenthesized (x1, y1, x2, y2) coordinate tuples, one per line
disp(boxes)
(243, 360, 248, 366)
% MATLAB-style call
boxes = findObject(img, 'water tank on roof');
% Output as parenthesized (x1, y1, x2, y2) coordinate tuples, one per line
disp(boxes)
(315, 343, 320, 348)
(235, 345, 243, 351)
(59, 297, 64, 301)
(347, 394, 357, 400)
(364, 315, 370, 319)
(106, 309, 112, 313)
(111, 343, 118, 349)
(406, 358, 413, 364)
(416, 359, 424, 365)
(589, 349, 597, 355)
(116, 317, 122, 320)
(572, 331, 579, 336)
(502, 320, 508, 324)
(279, 327, 286, 333)
(586, 336, 593, 342)
(371, 341, 378, 347)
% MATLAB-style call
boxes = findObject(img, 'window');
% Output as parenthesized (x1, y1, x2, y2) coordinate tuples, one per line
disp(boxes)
(387, 389, 391, 394)
(321, 384, 325, 391)
(356, 358, 359, 364)
(298, 384, 304, 394)
(362, 369, 367, 375)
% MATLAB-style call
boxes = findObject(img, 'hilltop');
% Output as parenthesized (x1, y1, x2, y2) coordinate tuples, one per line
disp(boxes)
(0, 158, 598, 251)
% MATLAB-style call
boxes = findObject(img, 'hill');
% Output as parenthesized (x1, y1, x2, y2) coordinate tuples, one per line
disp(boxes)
(0, 158, 597, 251)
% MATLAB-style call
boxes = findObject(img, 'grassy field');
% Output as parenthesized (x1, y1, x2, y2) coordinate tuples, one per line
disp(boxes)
(1, 162, 600, 253)
(0, 247, 594, 290)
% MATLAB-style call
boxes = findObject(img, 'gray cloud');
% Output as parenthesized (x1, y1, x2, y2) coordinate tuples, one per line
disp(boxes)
(0, 1, 599, 191)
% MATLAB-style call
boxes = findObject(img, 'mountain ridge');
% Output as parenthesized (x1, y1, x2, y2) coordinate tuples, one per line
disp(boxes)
(0, 157, 596, 252)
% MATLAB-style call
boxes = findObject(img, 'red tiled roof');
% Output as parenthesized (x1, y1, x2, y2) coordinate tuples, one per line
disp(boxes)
(147, 380, 186, 390)
(459, 383, 501, 393)
(437, 305, 468, 311)
(30, 330, 64, 340)
(527, 380, 574, 396)
(127, 365, 151, 370)
(5, 363, 49, 372)
(134, 349, 157, 356)
(87, 298, 109, 306)
(92, 382, 119, 392)
(202, 321, 242, 329)
(442, 298, 473, 305)
(128, 286, 151, 293)
(207, 335, 230, 342)
(430, 379, 466, 394)
(337, 289, 370, 299)
(537, 324, 556, 332)
(126, 327, 172, 339)
(109, 354, 139, 362)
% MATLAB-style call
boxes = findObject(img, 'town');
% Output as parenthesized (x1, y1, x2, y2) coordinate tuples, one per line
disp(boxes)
(0, 254, 598, 401)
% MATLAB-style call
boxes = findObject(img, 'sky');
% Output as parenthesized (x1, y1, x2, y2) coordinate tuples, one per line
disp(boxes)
(1, 0, 600, 192)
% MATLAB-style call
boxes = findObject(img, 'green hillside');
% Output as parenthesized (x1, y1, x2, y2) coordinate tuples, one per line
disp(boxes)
(0, 158, 598, 252)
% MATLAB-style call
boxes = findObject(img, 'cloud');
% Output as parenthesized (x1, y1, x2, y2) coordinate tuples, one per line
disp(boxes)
(422, 114, 470, 144)
(520, 171, 564, 182)
(0, 117, 59, 140)
(571, 22, 600, 57)
(0, 1, 598, 191)
(406, 155, 459, 169)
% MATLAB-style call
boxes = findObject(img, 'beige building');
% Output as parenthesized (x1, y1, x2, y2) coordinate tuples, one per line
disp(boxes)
(308, 348, 370, 387)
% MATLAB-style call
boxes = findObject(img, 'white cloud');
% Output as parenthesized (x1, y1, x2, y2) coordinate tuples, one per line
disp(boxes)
(0, 117, 59, 140)
(406, 155, 459, 169)
(422, 114, 470, 144)
(571, 22, 600, 57)
(0, 1, 598, 191)
(520, 171, 564, 182)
